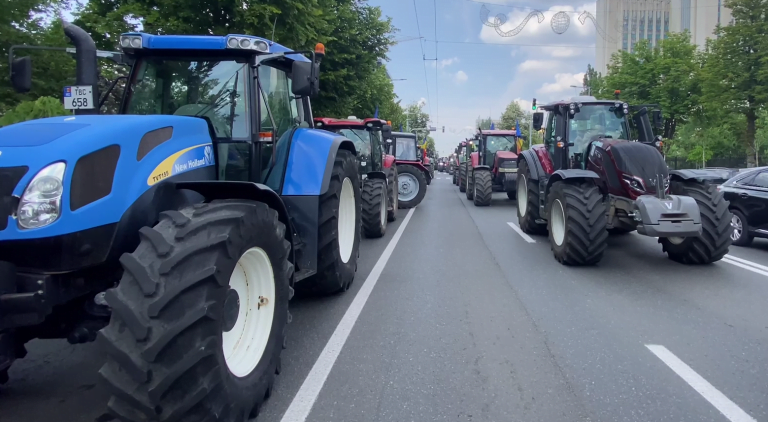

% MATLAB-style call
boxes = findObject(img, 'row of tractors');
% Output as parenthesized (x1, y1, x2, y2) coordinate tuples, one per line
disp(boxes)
(0, 24, 432, 421)
(452, 96, 734, 267)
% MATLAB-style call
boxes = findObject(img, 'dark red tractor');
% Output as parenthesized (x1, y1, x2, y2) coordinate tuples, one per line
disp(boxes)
(392, 131, 431, 208)
(315, 117, 397, 237)
(516, 95, 733, 266)
(464, 129, 521, 206)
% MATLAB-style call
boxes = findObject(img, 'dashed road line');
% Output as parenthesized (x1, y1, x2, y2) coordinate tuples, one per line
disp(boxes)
(646, 345, 756, 422)
(506, 222, 536, 243)
(280, 208, 416, 422)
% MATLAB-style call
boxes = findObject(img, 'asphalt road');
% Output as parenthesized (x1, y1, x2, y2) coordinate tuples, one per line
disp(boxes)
(1, 174, 766, 422)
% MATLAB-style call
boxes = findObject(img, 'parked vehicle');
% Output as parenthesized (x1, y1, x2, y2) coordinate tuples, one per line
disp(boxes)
(393, 132, 431, 208)
(517, 95, 732, 266)
(719, 167, 768, 246)
(1, 23, 362, 421)
(314, 117, 398, 234)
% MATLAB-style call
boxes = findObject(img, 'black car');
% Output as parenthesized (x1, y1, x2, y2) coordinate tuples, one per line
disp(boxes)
(720, 167, 768, 246)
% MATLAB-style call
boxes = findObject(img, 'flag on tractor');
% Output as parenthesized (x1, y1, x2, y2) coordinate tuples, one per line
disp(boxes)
(374, 105, 379, 119)
(490, 122, 495, 130)
(515, 120, 524, 152)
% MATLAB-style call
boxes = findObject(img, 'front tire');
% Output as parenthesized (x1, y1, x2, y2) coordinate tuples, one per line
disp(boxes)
(397, 165, 427, 209)
(459, 164, 467, 192)
(660, 180, 732, 264)
(473, 170, 492, 207)
(517, 160, 546, 235)
(729, 209, 753, 246)
(100, 199, 293, 422)
(465, 167, 474, 200)
(310, 150, 362, 294)
(362, 178, 387, 238)
(546, 181, 608, 265)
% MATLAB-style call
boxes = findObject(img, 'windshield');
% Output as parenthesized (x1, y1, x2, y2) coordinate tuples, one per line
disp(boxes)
(126, 58, 249, 139)
(337, 128, 371, 157)
(396, 137, 417, 160)
(485, 135, 517, 154)
(568, 104, 630, 151)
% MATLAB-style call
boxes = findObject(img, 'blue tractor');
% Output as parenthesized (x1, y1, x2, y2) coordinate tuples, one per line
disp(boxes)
(1, 22, 378, 421)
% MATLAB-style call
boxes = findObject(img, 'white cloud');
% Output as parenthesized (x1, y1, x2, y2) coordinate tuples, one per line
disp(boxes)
(417, 97, 427, 107)
(517, 59, 562, 73)
(439, 57, 460, 68)
(537, 72, 585, 95)
(454, 70, 469, 84)
(546, 46, 584, 58)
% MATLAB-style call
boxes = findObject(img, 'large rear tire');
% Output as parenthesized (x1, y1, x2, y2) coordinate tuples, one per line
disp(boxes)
(473, 170, 492, 207)
(465, 167, 474, 200)
(386, 167, 398, 222)
(309, 150, 362, 294)
(459, 164, 466, 193)
(397, 165, 427, 209)
(362, 178, 387, 238)
(660, 180, 732, 264)
(517, 160, 547, 235)
(100, 199, 293, 422)
(546, 181, 608, 265)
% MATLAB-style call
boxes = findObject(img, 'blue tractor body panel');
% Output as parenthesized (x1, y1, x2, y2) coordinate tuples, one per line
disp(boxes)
(0, 114, 215, 240)
(121, 32, 311, 63)
(282, 128, 340, 196)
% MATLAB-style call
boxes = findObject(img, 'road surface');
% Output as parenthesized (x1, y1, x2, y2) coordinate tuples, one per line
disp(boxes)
(1, 174, 766, 422)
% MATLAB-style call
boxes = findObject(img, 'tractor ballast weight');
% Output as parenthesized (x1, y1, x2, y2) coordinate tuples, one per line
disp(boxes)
(1, 25, 363, 421)
(392, 131, 430, 208)
(314, 116, 398, 234)
(516, 96, 732, 266)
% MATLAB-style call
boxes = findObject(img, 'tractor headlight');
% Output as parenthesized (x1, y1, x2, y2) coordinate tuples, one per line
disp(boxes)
(17, 162, 66, 229)
(622, 174, 645, 192)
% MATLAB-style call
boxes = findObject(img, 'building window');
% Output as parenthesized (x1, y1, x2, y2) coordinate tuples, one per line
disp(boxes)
(640, 11, 645, 39)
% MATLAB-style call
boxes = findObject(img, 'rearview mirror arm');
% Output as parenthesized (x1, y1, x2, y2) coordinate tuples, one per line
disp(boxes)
(9, 45, 127, 79)
(99, 76, 127, 108)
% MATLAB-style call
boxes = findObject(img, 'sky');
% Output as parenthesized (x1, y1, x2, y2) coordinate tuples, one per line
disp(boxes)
(368, 0, 599, 156)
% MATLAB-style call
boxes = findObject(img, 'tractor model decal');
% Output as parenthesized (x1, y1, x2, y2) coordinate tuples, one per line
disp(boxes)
(147, 143, 214, 185)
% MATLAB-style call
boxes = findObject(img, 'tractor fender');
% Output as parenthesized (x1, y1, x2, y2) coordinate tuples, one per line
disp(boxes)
(473, 165, 492, 172)
(669, 169, 733, 185)
(281, 129, 356, 196)
(366, 171, 387, 181)
(546, 169, 601, 191)
(470, 152, 480, 167)
(518, 150, 544, 181)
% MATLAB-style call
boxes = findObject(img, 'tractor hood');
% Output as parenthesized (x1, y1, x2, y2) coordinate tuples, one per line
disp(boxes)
(604, 140, 668, 193)
(0, 115, 212, 195)
(494, 151, 518, 160)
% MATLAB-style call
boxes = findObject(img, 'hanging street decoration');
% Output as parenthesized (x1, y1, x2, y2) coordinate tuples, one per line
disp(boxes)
(479, 4, 616, 43)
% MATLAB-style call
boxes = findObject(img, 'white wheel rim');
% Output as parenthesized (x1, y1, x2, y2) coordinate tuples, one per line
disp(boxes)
(339, 177, 356, 263)
(223, 247, 275, 378)
(380, 188, 387, 227)
(731, 214, 742, 241)
(518, 175, 527, 215)
(551, 199, 566, 246)
(398, 173, 419, 202)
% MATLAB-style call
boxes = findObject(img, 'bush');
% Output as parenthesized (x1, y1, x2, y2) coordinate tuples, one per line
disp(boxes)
(0, 97, 70, 127)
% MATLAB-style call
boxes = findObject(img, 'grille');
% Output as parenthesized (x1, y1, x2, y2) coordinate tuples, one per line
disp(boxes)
(0, 166, 29, 231)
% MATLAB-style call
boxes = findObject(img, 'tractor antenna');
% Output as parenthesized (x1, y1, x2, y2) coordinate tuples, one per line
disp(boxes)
(270, 17, 278, 44)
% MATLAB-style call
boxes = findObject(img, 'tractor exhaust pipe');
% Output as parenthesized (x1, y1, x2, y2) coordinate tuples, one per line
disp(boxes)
(63, 22, 99, 115)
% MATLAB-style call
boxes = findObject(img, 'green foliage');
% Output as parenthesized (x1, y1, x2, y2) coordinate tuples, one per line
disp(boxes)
(499, 101, 526, 131)
(475, 116, 493, 130)
(403, 101, 429, 131)
(0, 96, 69, 126)
(580, 64, 605, 97)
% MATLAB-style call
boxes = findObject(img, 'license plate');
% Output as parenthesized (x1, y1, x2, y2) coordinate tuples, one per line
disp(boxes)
(499, 168, 517, 173)
(63, 85, 94, 110)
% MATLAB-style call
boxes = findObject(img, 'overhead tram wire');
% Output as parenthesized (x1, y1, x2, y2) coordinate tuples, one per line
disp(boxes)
(434, 0, 438, 127)
(412, 0, 433, 119)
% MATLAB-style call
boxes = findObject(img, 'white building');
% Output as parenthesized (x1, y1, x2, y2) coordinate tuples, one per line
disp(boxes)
(595, 0, 732, 75)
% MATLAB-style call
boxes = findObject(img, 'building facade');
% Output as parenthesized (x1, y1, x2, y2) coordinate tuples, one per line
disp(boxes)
(595, 0, 732, 75)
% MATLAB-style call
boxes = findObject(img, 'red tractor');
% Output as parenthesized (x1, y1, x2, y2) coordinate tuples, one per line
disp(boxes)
(464, 129, 521, 206)
(516, 96, 733, 266)
(392, 131, 431, 208)
(315, 117, 397, 237)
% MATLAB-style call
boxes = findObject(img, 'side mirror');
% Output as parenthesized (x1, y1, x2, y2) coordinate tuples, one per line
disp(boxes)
(382, 124, 392, 140)
(532, 112, 544, 131)
(652, 110, 663, 129)
(11, 56, 32, 93)
(291, 61, 320, 97)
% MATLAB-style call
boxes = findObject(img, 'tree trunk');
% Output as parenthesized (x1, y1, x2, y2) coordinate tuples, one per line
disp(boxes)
(745, 108, 757, 167)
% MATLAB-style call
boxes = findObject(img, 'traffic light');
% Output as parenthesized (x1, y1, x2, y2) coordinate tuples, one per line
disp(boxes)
(442, 126, 445, 133)
(532, 98, 537, 111)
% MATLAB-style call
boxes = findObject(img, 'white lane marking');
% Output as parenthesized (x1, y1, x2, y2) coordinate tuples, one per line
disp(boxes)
(280, 208, 416, 422)
(724, 254, 768, 272)
(507, 222, 536, 243)
(722, 256, 768, 278)
(646, 345, 757, 422)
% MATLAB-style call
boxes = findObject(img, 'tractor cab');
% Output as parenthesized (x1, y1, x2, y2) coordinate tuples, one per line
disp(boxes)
(475, 129, 519, 171)
(314, 116, 392, 175)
